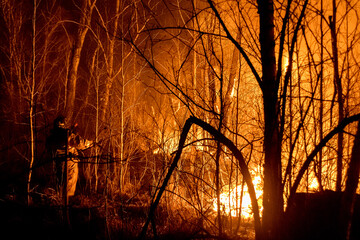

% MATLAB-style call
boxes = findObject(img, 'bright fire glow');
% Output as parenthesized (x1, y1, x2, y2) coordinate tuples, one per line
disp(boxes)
(308, 177, 319, 191)
(213, 176, 263, 218)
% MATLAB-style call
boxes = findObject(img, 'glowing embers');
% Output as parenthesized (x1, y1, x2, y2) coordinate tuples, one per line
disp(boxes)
(213, 176, 263, 219)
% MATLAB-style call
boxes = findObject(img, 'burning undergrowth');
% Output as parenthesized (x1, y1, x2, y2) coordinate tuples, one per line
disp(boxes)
(0, 183, 256, 240)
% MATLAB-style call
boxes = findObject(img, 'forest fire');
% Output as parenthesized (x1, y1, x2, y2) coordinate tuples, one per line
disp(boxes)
(2, 0, 360, 240)
(213, 176, 263, 219)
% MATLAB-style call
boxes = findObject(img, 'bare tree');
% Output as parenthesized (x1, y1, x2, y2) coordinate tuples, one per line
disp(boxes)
(65, 0, 96, 123)
(27, 0, 37, 205)
(329, 0, 344, 192)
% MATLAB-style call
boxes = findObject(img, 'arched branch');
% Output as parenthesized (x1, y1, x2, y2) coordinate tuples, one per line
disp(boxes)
(288, 113, 360, 210)
(138, 116, 261, 240)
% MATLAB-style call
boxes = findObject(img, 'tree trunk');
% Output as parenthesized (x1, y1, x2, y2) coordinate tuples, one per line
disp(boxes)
(258, 0, 283, 239)
(65, 0, 96, 122)
(329, 0, 344, 192)
(100, 0, 121, 123)
(27, 0, 37, 206)
(330, 0, 344, 192)
(340, 121, 360, 240)
(318, 0, 324, 191)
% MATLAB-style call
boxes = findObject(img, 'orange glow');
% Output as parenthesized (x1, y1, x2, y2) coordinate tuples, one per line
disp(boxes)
(213, 176, 263, 219)
(308, 177, 319, 191)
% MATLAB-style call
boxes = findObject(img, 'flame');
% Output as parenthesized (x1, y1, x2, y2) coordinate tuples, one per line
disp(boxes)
(213, 176, 263, 219)
(308, 177, 319, 191)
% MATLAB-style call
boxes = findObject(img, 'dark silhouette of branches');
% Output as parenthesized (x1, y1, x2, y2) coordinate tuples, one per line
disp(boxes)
(288, 113, 360, 208)
(138, 116, 261, 240)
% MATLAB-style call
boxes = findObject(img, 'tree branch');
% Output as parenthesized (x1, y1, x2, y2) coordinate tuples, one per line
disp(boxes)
(288, 113, 360, 209)
(206, 0, 262, 88)
(138, 116, 262, 240)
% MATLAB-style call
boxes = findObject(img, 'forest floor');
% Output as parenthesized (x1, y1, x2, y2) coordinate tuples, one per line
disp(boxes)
(0, 192, 132, 240)
(0, 189, 255, 240)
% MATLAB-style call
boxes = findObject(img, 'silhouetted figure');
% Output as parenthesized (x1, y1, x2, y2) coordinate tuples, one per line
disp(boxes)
(47, 116, 92, 198)
(47, 115, 67, 192)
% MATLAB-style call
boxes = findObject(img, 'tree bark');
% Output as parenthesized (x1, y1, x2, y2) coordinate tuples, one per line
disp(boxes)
(318, 0, 324, 191)
(27, 0, 37, 206)
(340, 121, 360, 240)
(100, 0, 121, 123)
(329, 1, 344, 192)
(258, 0, 283, 239)
(65, 0, 96, 123)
